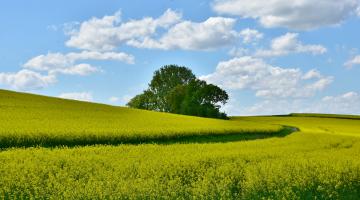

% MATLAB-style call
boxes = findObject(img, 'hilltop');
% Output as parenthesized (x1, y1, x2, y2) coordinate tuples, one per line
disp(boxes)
(0, 89, 282, 148)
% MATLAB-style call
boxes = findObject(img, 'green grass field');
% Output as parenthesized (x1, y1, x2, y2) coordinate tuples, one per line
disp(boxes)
(1, 89, 360, 199)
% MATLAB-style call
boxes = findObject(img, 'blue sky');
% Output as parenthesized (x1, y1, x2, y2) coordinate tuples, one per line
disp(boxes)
(1, 0, 360, 115)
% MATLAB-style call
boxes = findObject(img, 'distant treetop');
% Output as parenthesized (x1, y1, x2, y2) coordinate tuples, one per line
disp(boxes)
(127, 65, 229, 119)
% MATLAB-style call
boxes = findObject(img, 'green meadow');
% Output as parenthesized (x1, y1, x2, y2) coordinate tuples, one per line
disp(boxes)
(1, 89, 360, 199)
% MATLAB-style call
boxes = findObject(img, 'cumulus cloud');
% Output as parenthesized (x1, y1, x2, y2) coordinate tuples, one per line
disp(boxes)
(5, 50, 133, 91)
(249, 92, 360, 115)
(225, 91, 360, 116)
(212, 0, 359, 30)
(0, 69, 56, 90)
(302, 69, 322, 80)
(59, 92, 93, 102)
(344, 55, 360, 68)
(127, 17, 238, 50)
(201, 56, 333, 98)
(23, 51, 134, 75)
(12, 50, 134, 91)
(239, 28, 263, 44)
(62, 22, 81, 35)
(255, 33, 327, 57)
(66, 9, 182, 51)
(237, 99, 306, 116)
(12, 10, 140, 92)
(66, 9, 242, 51)
(320, 92, 360, 114)
(55, 64, 99, 76)
(67, 51, 135, 64)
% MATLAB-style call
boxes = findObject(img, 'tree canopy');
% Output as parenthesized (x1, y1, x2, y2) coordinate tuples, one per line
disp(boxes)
(127, 65, 229, 119)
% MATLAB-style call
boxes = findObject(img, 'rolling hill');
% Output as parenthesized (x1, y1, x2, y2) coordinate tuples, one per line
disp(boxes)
(0, 89, 359, 199)
(0, 89, 282, 148)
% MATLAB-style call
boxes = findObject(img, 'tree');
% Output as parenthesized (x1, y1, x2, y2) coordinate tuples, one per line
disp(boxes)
(167, 80, 228, 119)
(126, 90, 156, 110)
(127, 65, 229, 119)
(148, 65, 196, 112)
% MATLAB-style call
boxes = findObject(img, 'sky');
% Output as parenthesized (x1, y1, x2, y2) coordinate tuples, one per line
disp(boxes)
(0, 0, 360, 115)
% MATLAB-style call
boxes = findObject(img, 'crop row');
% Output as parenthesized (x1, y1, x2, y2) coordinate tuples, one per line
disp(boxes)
(0, 130, 359, 199)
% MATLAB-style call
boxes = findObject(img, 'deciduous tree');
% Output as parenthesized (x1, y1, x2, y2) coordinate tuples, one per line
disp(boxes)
(127, 65, 228, 119)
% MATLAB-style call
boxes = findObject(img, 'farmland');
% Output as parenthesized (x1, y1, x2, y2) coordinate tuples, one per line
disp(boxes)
(1, 89, 360, 199)
(0, 89, 282, 148)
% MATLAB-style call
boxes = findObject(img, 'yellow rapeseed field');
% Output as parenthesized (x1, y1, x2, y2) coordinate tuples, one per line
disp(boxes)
(0, 89, 360, 199)
(0, 89, 281, 148)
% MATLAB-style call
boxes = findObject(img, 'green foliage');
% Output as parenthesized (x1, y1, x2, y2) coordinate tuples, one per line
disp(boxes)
(149, 65, 196, 112)
(127, 65, 229, 119)
(126, 90, 156, 110)
(167, 79, 228, 119)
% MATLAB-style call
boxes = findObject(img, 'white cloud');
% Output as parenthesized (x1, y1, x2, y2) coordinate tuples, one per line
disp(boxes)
(226, 91, 360, 116)
(66, 51, 134, 64)
(8, 50, 134, 91)
(47, 22, 81, 35)
(319, 92, 360, 114)
(65, 9, 261, 51)
(344, 55, 360, 68)
(239, 28, 263, 44)
(59, 92, 93, 102)
(24, 53, 70, 71)
(256, 33, 327, 57)
(238, 99, 306, 116)
(0, 69, 56, 90)
(212, 0, 359, 30)
(109, 96, 119, 103)
(302, 69, 322, 80)
(62, 21, 81, 35)
(56, 64, 99, 76)
(201, 56, 333, 98)
(23, 51, 134, 75)
(229, 47, 249, 57)
(66, 9, 182, 51)
(127, 17, 238, 50)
